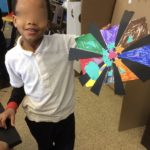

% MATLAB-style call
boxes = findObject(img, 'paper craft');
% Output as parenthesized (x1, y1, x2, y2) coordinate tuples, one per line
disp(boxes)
(69, 10, 150, 95)
(0, 103, 22, 148)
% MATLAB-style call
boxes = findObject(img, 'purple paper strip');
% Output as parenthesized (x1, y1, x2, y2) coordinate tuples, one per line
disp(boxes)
(92, 57, 103, 64)
(100, 25, 119, 51)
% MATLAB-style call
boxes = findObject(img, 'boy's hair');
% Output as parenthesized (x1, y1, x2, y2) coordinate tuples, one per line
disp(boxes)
(12, 0, 53, 21)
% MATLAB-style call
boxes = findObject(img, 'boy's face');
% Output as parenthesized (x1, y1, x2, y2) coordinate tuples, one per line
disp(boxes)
(13, 0, 48, 45)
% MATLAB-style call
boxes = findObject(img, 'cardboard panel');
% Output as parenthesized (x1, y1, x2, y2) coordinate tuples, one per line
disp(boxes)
(112, 0, 150, 29)
(111, 0, 150, 131)
(81, 0, 116, 34)
(119, 80, 150, 131)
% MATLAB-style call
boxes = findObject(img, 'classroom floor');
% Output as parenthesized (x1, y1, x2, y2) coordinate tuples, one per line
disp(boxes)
(0, 78, 147, 150)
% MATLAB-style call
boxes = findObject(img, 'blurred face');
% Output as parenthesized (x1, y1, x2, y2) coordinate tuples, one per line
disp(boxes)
(13, 0, 48, 47)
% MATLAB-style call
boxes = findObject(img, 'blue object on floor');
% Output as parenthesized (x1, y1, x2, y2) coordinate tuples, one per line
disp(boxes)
(0, 0, 9, 13)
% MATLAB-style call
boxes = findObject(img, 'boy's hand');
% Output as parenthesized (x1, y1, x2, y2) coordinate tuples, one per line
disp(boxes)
(0, 108, 16, 129)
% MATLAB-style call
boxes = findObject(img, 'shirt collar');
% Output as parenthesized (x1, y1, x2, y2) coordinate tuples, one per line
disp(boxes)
(16, 36, 45, 56)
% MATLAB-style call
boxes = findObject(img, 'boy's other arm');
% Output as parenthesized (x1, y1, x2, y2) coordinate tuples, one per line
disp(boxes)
(7, 86, 25, 109)
(0, 87, 25, 128)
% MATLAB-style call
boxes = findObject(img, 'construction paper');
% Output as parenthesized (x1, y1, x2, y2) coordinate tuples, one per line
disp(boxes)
(122, 58, 150, 81)
(85, 63, 107, 87)
(119, 45, 150, 67)
(91, 67, 108, 95)
(69, 48, 101, 60)
(79, 63, 106, 87)
(89, 24, 107, 50)
(118, 17, 148, 49)
(108, 51, 118, 59)
(104, 67, 114, 83)
(114, 59, 138, 81)
(68, 9, 150, 96)
(115, 10, 134, 46)
(75, 33, 104, 55)
(123, 34, 150, 52)
(100, 25, 119, 51)
(102, 51, 113, 67)
(80, 57, 103, 74)
(115, 45, 124, 54)
(113, 63, 125, 95)
(85, 79, 96, 87)
(79, 61, 106, 88)
(79, 73, 90, 86)
(85, 62, 99, 80)
(80, 62, 105, 87)
(108, 69, 113, 77)
(127, 36, 133, 43)
(0, 103, 22, 148)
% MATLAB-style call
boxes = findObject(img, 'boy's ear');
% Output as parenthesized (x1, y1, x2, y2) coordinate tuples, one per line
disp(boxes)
(12, 15, 17, 28)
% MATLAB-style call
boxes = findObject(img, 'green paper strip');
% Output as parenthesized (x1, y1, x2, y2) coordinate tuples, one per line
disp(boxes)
(75, 33, 105, 55)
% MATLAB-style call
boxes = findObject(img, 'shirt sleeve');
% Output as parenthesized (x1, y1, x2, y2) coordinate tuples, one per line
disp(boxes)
(7, 86, 25, 107)
(5, 54, 24, 88)
(65, 34, 78, 48)
(65, 34, 81, 73)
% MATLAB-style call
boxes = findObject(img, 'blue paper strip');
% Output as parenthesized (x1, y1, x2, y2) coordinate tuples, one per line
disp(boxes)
(119, 45, 150, 67)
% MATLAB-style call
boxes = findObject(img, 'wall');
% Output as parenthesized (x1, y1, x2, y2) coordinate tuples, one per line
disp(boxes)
(112, 0, 150, 29)
(81, 0, 116, 34)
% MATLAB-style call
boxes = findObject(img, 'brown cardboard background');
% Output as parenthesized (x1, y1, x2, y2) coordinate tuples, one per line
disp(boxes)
(112, 0, 150, 28)
(112, 0, 150, 131)
(119, 80, 150, 131)
(81, 0, 116, 34)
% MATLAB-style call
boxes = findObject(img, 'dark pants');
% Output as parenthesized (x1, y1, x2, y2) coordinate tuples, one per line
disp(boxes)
(25, 113, 75, 150)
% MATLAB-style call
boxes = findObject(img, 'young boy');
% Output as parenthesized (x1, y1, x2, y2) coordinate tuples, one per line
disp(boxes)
(0, 0, 76, 150)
